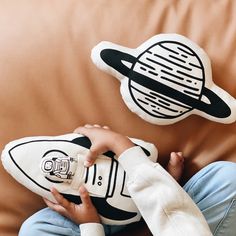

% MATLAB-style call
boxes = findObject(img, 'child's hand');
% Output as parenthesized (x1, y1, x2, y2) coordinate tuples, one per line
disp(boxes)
(74, 124, 134, 167)
(44, 185, 101, 225)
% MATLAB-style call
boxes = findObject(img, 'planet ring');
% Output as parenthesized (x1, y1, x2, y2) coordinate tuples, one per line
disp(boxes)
(101, 49, 231, 119)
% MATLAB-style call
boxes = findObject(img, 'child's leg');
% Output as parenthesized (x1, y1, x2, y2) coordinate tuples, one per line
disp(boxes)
(19, 207, 81, 236)
(184, 161, 236, 236)
(19, 207, 126, 236)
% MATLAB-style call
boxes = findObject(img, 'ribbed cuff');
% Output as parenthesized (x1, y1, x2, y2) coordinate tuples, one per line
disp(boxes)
(80, 223, 105, 236)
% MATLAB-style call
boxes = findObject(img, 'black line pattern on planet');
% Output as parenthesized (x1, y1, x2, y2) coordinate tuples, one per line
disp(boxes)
(92, 34, 236, 125)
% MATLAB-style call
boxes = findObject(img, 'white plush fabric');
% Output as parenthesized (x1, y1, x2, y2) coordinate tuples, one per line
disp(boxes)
(1, 133, 157, 225)
(91, 34, 236, 125)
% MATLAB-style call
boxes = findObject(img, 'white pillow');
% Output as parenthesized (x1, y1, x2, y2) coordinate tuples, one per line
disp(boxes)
(1, 133, 157, 225)
(91, 34, 236, 125)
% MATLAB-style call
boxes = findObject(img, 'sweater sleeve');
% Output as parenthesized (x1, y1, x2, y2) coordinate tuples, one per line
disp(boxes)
(80, 223, 105, 236)
(118, 146, 213, 236)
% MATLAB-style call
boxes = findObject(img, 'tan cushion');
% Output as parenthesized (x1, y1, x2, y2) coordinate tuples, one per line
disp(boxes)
(0, 1, 235, 235)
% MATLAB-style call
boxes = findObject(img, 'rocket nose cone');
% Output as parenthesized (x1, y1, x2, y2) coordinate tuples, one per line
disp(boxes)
(1, 142, 16, 173)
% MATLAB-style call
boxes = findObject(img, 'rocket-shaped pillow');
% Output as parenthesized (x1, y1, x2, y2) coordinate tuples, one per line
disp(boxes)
(91, 34, 236, 125)
(1, 133, 157, 225)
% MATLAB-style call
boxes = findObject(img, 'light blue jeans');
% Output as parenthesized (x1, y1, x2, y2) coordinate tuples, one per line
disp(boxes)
(19, 161, 236, 236)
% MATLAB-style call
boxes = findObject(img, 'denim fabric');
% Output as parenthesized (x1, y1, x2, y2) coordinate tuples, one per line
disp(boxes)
(19, 161, 236, 236)
(18, 207, 126, 236)
(184, 161, 236, 236)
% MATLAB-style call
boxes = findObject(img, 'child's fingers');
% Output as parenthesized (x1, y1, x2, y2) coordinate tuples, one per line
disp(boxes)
(79, 185, 93, 208)
(93, 124, 101, 128)
(83, 145, 100, 167)
(44, 197, 68, 216)
(51, 188, 71, 210)
(47, 189, 76, 218)
(74, 126, 91, 138)
(84, 158, 95, 167)
(43, 197, 54, 208)
(74, 124, 109, 133)
(73, 125, 91, 134)
(44, 198, 59, 211)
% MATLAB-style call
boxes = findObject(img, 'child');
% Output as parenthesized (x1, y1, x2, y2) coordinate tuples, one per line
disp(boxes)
(20, 125, 236, 236)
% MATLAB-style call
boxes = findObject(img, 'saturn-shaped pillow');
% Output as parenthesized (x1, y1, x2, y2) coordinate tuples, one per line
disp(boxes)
(91, 34, 236, 125)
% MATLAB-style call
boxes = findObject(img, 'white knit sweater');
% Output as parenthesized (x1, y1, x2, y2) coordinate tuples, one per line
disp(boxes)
(80, 146, 213, 236)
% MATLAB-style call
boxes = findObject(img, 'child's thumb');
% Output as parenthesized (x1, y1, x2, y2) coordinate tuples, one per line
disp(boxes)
(84, 145, 99, 167)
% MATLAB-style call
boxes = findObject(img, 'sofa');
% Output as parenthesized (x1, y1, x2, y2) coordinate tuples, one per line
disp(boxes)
(0, 1, 235, 235)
